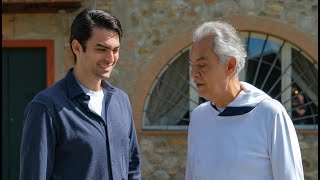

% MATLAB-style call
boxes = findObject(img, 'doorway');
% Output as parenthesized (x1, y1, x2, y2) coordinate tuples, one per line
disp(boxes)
(2, 40, 54, 180)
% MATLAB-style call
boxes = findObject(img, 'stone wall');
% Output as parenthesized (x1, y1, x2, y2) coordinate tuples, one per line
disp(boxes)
(298, 134, 319, 180)
(139, 133, 318, 180)
(100, 0, 318, 93)
(139, 135, 188, 180)
(3, 0, 318, 90)
(2, 0, 318, 179)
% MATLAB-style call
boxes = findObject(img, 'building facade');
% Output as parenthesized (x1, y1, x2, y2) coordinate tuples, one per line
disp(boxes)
(2, 0, 318, 179)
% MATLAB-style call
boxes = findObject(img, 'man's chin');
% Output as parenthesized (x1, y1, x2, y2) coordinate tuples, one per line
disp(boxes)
(99, 73, 111, 80)
(197, 90, 208, 100)
(197, 86, 206, 94)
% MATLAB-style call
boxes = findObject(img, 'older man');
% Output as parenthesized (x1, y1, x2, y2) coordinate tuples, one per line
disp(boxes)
(185, 21, 304, 180)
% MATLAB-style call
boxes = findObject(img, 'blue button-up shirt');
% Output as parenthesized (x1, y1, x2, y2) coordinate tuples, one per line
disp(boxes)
(20, 68, 141, 180)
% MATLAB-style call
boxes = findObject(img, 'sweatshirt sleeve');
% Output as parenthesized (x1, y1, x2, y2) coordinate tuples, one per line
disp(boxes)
(19, 101, 56, 180)
(269, 105, 304, 180)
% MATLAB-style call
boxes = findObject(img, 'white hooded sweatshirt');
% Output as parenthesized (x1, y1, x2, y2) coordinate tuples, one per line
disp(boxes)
(185, 82, 304, 180)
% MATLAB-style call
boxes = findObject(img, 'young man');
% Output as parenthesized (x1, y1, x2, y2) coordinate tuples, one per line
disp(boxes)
(185, 21, 304, 180)
(20, 9, 141, 180)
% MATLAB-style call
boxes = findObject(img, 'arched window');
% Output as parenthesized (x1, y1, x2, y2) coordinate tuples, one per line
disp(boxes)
(143, 32, 318, 130)
(240, 32, 318, 130)
(143, 47, 195, 130)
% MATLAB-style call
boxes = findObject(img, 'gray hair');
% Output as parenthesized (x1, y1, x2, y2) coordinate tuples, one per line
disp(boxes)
(193, 21, 247, 76)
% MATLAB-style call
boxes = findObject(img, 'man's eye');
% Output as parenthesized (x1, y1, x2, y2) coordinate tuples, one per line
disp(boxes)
(97, 49, 105, 52)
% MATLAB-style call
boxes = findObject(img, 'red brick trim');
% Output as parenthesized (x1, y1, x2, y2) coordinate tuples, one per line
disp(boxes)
(296, 130, 318, 134)
(138, 131, 188, 136)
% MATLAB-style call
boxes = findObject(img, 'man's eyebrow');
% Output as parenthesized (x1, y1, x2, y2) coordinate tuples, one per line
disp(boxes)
(96, 43, 120, 49)
(189, 56, 208, 63)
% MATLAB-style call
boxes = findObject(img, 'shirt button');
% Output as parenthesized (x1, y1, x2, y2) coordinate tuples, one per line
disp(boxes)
(112, 161, 115, 166)
(84, 95, 90, 100)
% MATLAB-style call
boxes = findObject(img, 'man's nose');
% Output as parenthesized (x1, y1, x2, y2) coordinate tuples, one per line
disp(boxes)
(191, 66, 200, 79)
(105, 51, 114, 64)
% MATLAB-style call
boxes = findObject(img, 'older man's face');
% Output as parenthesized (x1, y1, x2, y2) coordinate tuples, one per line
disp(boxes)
(189, 36, 229, 100)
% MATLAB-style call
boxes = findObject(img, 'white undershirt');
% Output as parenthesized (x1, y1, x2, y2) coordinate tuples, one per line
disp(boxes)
(78, 83, 106, 120)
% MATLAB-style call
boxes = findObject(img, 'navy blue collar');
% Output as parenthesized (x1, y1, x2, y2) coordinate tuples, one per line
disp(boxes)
(65, 68, 115, 99)
(211, 103, 255, 116)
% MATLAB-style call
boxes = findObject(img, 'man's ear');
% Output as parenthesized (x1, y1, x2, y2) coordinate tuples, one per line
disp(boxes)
(71, 39, 82, 56)
(226, 56, 237, 77)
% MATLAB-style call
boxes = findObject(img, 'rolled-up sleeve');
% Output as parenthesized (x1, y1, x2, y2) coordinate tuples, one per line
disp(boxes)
(20, 101, 56, 180)
(269, 108, 304, 180)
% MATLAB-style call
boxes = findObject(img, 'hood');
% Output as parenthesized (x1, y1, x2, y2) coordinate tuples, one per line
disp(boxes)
(211, 82, 271, 116)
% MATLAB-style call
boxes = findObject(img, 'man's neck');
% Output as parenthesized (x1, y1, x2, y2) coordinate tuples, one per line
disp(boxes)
(211, 78, 242, 109)
(73, 67, 102, 92)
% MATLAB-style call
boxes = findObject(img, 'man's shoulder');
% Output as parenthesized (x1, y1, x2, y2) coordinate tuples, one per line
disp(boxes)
(109, 85, 130, 100)
(31, 78, 67, 105)
(102, 79, 127, 97)
(112, 86, 127, 95)
(257, 98, 287, 115)
(192, 101, 211, 114)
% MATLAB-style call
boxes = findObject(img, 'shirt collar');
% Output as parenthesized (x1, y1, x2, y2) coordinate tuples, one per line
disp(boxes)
(211, 102, 256, 116)
(65, 68, 115, 99)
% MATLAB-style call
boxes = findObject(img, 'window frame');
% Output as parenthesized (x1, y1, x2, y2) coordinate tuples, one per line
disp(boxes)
(142, 32, 318, 131)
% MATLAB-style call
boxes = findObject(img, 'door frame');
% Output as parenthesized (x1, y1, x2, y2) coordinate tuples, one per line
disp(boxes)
(2, 40, 54, 179)
(2, 40, 55, 87)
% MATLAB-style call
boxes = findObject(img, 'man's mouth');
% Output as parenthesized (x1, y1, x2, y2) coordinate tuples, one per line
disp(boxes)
(98, 63, 111, 69)
(196, 83, 205, 87)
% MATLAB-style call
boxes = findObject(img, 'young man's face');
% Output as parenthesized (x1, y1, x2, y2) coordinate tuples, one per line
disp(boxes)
(189, 36, 228, 100)
(76, 27, 120, 81)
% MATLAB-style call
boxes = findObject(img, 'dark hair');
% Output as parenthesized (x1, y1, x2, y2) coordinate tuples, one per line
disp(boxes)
(70, 8, 123, 63)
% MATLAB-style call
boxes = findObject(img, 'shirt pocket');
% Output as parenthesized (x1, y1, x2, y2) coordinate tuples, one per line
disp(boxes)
(121, 137, 130, 178)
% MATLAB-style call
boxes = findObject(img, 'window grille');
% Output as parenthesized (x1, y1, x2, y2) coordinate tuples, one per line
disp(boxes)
(143, 32, 318, 131)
